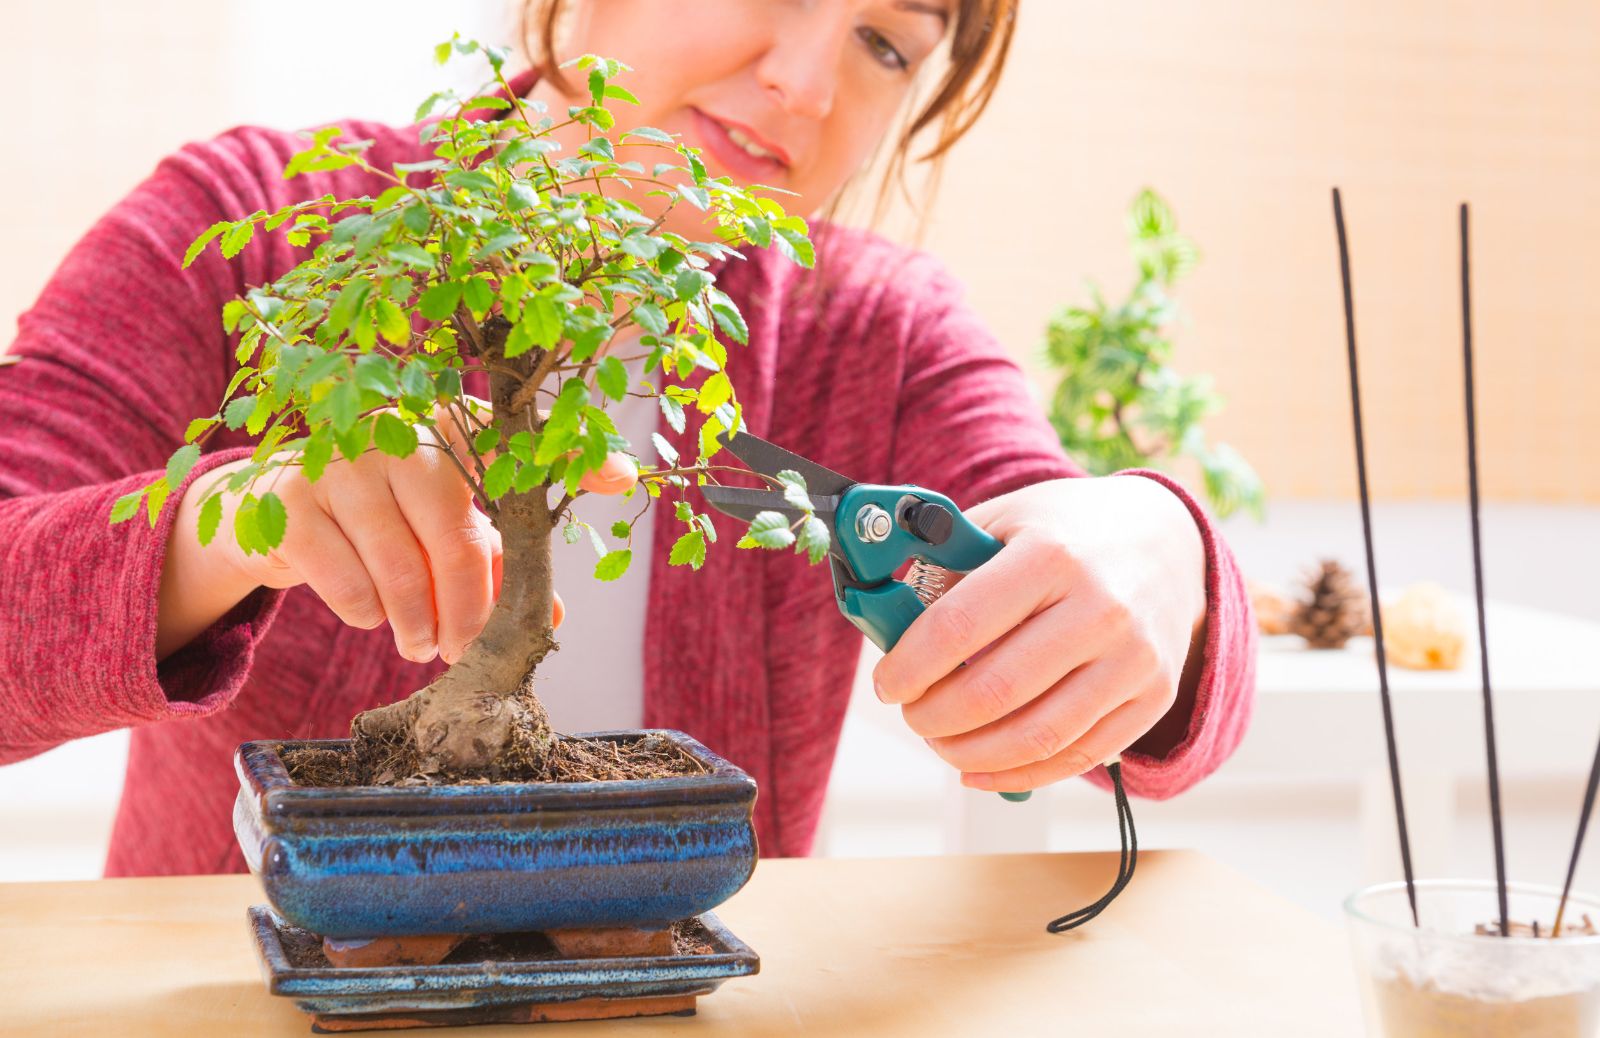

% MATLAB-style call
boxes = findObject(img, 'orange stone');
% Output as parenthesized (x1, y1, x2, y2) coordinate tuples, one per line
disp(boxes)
(545, 925, 674, 959)
(321, 933, 466, 969)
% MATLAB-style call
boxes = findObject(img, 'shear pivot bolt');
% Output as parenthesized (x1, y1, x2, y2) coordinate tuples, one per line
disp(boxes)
(855, 505, 894, 543)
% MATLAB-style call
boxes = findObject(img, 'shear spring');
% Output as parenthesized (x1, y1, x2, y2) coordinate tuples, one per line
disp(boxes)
(907, 560, 949, 605)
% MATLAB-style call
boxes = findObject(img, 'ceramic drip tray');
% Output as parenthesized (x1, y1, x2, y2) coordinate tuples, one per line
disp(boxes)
(249, 905, 759, 1032)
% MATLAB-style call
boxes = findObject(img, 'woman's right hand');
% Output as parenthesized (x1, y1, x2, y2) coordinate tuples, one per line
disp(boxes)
(155, 408, 638, 663)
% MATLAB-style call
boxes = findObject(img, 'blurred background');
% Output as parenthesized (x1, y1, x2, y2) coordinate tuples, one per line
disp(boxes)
(3, 0, 1599, 921)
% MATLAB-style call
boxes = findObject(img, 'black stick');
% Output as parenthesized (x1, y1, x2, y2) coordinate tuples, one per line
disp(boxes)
(1333, 188, 1418, 927)
(1459, 203, 1510, 938)
(1553, 732, 1600, 936)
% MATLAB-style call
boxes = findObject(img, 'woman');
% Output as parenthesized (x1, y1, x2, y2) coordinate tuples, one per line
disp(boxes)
(0, 0, 1254, 875)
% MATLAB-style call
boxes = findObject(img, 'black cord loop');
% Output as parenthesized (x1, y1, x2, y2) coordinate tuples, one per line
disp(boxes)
(1046, 761, 1137, 933)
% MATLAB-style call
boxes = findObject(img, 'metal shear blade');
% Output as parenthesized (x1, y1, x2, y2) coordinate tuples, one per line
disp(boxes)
(699, 431, 854, 527)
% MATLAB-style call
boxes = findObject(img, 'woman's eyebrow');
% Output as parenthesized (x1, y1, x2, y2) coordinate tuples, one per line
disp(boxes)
(894, 1, 950, 27)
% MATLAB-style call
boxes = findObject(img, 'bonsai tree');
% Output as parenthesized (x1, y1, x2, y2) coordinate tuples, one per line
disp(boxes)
(1043, 188, 1265, 520)
(111, 39, 827, 783)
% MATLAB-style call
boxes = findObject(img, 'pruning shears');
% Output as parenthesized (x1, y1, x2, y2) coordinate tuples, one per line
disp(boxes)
(702, 430, 1031, 803)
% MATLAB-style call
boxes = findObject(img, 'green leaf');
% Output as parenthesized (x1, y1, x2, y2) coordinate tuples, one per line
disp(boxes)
(669, 529, 706, 570)
(185, 417, 219, 443)
(631, 302, 668, 336)
(462, 277, 494, 316)
(603, 84, 641, 105)
(183, 221, 230, 268)
(697, 372, 734, 415)
(596, 356, 628, 402)
(256, 491, 288, 549)
(594, 549, 632, 582)
(301, 430, 334, 482)
(483, 453, 517, 500)
(506, 295, 562, 358)
(197, 492, 223, 546)
(563, 522, 583, 544)
(610, 520, 631, 539)
(473, 426, 500, 455)
(165, 444, 201, 488)
(144, 481, 171, 526)
(374, 298, 411, 346)
(796, 515, 830, 564)
(621, 126, 674, 145)
(418, 281, 463, 321)
(110, 488, 145, 524)
(674, 267, 712, 301)
(220, 220, 256, 259)
(743, 511, 795, 549)
(710, 301, 748, 344)
(651, 432, 679, 466)
(373, 412, 419, 458)
(772, 224, 815, 268)
(387, 242, 435, 270)
(333, 416, 371, 461)
(777, 470, 811, 513)
(223, 395, 257, 430)
(659, 394, 686, 434)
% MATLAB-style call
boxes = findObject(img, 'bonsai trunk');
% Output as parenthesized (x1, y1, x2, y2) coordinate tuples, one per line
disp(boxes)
(350, 331, 562, 781)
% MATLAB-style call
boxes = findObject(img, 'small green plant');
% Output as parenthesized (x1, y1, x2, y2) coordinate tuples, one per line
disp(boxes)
(112, 38, 824, 780)
(1043, 189, 1264, 519)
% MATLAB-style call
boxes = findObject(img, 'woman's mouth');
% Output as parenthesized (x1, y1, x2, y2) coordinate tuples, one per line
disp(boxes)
(689, 108, 790, 181)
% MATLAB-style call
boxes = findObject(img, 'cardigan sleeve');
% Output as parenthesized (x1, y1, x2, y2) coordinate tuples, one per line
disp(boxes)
(0, 134, 295, 765)
(885, 258, 1256, 799)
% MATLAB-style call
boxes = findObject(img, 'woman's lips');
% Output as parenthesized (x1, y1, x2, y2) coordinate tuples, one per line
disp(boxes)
(689, 108, 789, 182)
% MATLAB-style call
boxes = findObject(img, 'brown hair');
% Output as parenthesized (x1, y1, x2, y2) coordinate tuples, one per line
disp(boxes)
(520, 0, 1019, 220)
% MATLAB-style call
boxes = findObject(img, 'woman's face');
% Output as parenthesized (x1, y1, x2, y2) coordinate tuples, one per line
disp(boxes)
(528, 0, 952, 235)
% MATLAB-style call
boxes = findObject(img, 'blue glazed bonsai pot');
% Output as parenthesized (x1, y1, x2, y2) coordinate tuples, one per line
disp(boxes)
(233, 730, 759, 940)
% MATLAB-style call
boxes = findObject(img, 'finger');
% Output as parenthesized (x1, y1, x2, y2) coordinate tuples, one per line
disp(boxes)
(552, 589, 565, 630)
(324, 473, 440, 663)
(900, 599, 1095, 739)
(391, 467, 496, 666)
(273, 502, 387, 630)
(873, 536, 1067, 707)
(960, 697, 1160, 793)
(924, 656, 1136, 774)
(579, 452, 638, 495)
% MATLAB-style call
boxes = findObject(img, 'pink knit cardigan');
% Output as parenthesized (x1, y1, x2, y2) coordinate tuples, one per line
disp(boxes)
(0, 106, 1256, 877)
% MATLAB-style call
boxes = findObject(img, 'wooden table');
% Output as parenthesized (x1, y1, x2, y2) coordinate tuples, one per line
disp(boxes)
(0, 851, 1362, 1036)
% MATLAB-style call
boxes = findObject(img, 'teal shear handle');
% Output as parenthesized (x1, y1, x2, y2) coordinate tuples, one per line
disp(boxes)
(833, 484, 1031, 803)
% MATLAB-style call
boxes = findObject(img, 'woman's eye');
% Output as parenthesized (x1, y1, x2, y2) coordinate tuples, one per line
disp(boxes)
(857, 27, 909, 71)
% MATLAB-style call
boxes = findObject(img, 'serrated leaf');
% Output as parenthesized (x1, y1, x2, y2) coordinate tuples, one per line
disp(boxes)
(674, 267, 712, 301)
(597, 356, 628, 402)
(110, 488, 145, 524)
(387, 242, 435, 270)
(374, 298, 411, 346)
(144, 481, 170, 526)
(659, 395, 686, 434)
(652, 432, 679, 467)
(165, 444, 201, 487)
(373, 412, 419, 458)
(183, 221, 230, 268)
(621, 126, 674, 145)
(710, 302, 748, 344)
(482, 454, 517, 500)
(594, 549, 632, 581)
(669, 529, 706, 570)
(473, 426, 500, 455)
(697, 372, 733, 414)
(776, 470, 812, 512)
(610, 520, 631, 539)
(223, 395, 257, 430)
(744, 511, 795, 549)
(301, 431, 334, 482)
(197, 492, 223, 546)
(797, 515, 830, 564)
(462, 277, 494, 316)
(631, 302, 668, 336)
(220, 220, 255, 259)
(418, 281, 463, 321)
(256, 491, 288, 549)
(185, 417, 219, 443)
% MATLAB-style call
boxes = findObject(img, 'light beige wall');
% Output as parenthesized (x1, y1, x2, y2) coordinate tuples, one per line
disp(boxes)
(6, 2, 1596, 501)
(879, 0, 1600, 502)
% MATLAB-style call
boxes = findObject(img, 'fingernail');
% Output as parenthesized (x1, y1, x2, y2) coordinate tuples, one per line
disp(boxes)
(874, 678, 888, 703)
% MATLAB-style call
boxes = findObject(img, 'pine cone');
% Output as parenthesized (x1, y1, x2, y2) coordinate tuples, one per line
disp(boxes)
(1290, 559, 1370, 649)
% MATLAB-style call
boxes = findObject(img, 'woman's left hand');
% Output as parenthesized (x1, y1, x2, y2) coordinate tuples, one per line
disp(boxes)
(872, 476, 1209, 793)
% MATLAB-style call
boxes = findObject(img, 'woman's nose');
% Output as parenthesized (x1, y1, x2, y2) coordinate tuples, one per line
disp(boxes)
(756, 10, 850, 121)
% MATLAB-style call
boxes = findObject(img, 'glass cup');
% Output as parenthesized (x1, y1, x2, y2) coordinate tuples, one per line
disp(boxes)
(1346, 880, 1600, 1037)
